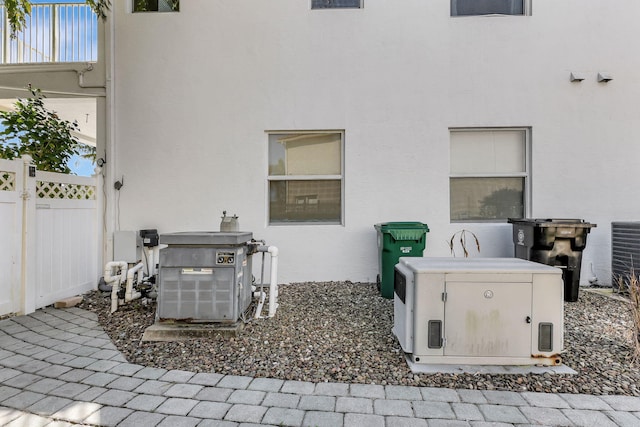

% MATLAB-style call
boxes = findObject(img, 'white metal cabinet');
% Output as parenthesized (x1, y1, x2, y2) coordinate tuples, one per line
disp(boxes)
(392, 258, 563, 366)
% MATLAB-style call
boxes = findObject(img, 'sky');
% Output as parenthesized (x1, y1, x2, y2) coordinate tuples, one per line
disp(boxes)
(0, 125, 96, 176)
(68, 154, 95, 176)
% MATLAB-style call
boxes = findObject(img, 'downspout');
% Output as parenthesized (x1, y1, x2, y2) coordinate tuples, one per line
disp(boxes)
(104, 6, 117, 267)
(76, 63, 107, 89)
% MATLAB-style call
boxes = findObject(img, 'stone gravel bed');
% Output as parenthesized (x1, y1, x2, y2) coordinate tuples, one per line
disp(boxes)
(79, 282, 640, 396)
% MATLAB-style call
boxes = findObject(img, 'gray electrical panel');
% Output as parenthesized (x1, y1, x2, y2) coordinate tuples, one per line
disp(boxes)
(158, 232, 253, 323)
(113, 231, 142, 263)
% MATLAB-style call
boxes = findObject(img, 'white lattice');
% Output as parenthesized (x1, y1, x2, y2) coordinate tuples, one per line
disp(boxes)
(0, 172, 16, 192)
(37, 181, 96, 200)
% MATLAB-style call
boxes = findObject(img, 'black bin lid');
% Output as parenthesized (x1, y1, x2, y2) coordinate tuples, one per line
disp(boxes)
(508, 218, 596, 228)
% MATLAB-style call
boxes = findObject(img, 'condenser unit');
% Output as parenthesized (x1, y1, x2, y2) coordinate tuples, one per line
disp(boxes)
(611, 222, 640, 290)
(393, 257, 564, 366)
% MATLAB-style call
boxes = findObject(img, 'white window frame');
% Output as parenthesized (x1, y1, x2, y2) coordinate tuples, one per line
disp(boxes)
(311, 0, 363, 10)
(267, 130, 345, 226)
(451, 0, 531, 17)
(449, 127, 531, 223)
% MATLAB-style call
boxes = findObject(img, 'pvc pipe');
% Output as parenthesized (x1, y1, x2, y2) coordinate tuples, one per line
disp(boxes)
(125, 262, 144, 302)
(257, 245, 279, 318)
(149, 248, 154, 277)
(104, 261, 127, 285)
(77, 64, 105, 89)
(105, 261, 127, 314)
(254, 290, 267, 319)
(267, 247, 278, 317)
(144, 246, 155, 277)
(252, 251, 267, 318)
(110, 280, 119, 313)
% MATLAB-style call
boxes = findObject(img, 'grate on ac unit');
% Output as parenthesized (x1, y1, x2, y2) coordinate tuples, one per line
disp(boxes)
(611, 222, 640, 292)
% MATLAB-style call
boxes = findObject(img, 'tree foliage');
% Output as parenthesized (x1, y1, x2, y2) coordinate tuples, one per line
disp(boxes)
(85, 0, 110, 20)
(0, 86, 89, 174)
(2, 0, 31, 37)
(2, 0, 110, 37)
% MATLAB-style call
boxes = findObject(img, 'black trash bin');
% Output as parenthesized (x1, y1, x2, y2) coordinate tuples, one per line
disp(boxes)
(508, 218, 597, 302)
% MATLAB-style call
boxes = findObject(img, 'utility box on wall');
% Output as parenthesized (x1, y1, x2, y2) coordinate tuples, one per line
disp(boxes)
(393, 257, 564, 366)
(113, 231, 142, 263)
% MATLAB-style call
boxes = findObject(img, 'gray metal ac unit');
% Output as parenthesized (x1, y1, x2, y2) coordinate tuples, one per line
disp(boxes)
(611, 222, 640, 290)
(157, 232, 253, 323)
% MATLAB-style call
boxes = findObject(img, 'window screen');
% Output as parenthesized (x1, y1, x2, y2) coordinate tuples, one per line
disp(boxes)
(450, 129, 528, 222)
(312, 0, 362, 9)
(268, 132, 343, 224)
(451, 0, 524, 16)
(133, 0, 180, 12)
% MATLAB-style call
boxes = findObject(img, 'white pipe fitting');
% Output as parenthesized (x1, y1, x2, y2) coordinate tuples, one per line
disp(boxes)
(104, 261, 127, 285)
(266, 246, 278, 317)
(254, 291, 267, 319)
(254, 245, 279, 318)
(125, 262, 144, 302)
(105, 261, 127, 314)
(148, 248, 155, 277)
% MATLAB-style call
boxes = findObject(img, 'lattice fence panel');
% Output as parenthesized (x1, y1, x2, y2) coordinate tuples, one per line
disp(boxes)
(37, 181, 96, 200)
(0, 172, 16, 191)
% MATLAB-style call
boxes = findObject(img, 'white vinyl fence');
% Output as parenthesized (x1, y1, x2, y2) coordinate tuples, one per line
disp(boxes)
(0, 155, 100, 315)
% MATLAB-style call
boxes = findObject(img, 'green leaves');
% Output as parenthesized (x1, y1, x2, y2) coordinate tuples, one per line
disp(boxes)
(2, 0, 31, 38)
(0, 86, 87, 174)
(85, 0, 111, 21)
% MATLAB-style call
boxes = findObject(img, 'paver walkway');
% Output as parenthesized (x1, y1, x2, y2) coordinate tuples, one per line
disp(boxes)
(0, 307, 639, 426)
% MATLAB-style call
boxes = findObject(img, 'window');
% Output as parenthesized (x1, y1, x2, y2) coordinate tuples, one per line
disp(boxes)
(268, 132, 343, 224)
(451, 0, 528, 16)
(312, 0, 362, 9)
(450, 129, 529, 222)
(133, 0, 179, 12)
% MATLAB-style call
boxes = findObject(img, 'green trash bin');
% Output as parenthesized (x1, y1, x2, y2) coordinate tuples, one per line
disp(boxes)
(374, 222, 429, 298)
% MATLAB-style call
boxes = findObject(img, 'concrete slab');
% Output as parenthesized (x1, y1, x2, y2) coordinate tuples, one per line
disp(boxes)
(404, 355, 577, 375)
(582, 287, 627, 302)
(141, 322, 244, 341)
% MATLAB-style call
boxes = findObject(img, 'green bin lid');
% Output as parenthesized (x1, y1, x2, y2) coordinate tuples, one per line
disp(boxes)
(388, 229, 426, 241)
(374, 222, 429, 240)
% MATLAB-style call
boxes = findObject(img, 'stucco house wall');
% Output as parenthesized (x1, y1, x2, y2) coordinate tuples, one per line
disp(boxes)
(109, 0, 640, 285)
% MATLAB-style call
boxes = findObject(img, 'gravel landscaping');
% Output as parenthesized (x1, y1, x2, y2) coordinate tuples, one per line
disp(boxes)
(79, 282, 640, 396)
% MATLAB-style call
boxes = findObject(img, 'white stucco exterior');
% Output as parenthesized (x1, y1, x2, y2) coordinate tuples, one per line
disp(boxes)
(108, 0, 640, 285)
